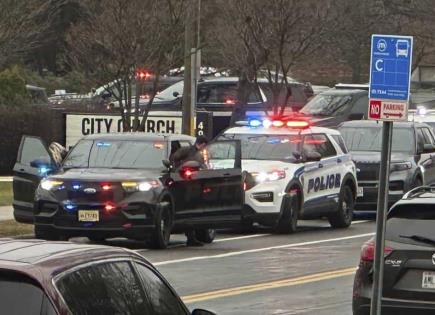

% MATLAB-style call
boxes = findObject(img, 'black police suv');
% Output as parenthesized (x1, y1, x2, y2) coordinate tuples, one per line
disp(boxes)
(339, 120, 435, 211)
(13, 133, 242, 248)
(353, 186, 435, 314)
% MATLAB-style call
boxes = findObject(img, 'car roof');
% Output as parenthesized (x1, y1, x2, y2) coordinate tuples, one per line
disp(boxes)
(83, 133, 194, 142)
(200, 76, 303, 86)
(223, 125, 341, 136)
(321, 88, 368, 96)
(339, 120, 429, 128)
(0, 239, 149, 282)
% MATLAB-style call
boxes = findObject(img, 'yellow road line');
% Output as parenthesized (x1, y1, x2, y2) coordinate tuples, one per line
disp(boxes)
(182, 267, 356, 303)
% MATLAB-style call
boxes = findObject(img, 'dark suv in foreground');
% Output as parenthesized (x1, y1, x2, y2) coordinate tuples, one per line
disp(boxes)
(339, 120, 435, 211)
(353, 186, 435, 314)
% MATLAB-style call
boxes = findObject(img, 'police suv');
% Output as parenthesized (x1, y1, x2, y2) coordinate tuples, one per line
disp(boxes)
(218, 118, 359, 232)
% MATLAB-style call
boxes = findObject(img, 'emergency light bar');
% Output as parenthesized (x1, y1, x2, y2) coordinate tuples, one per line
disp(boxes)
(236, 118, 310, 129)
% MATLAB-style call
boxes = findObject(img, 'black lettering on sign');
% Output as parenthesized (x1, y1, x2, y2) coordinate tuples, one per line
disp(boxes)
(82, 118, 90, 135)
(104, 119, 113, 132)
(156, 120, 165, 132)
(147, 120, 156, 132)
(117, 119, 123, 132)
(167, 120, 175, 133)
(95, 118, 103, 133)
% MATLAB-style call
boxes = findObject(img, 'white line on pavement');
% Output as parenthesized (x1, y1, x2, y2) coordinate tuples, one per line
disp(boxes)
(153, 232, 375, 266)
(214, 234, 271, 243)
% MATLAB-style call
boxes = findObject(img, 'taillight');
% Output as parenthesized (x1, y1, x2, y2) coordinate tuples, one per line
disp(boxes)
(360, 240, 393, 262)
(105, 204, 115, 212)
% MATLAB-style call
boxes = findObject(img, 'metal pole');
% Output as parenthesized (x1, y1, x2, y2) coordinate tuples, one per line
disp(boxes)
(182, 0, 194, 135)
(370, 121, 393, 315)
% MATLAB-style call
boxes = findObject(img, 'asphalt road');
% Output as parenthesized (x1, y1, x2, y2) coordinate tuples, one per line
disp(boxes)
(84, 218, 376, 315)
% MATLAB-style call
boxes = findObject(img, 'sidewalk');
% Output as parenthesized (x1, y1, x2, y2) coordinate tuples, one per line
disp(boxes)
(0, 206, 14, 221)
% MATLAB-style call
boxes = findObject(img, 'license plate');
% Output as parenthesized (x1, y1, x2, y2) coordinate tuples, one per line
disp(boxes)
(357, 187, 364, 197)
(422, 271, 435, 289)
(78, 210, 99, 222)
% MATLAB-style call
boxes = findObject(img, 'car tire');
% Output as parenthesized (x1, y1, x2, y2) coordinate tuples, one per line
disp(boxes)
(34, 225, 65, 241)
(240, 218, 255, 232)
(195, 229, 216, 244)
(328, 185, 354, 228)
(275, 194, 299, 234)
(149, 202, 172, 249)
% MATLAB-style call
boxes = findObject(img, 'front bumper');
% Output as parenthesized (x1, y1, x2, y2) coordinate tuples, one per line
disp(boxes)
(355, 183, 404, 211)
(244, 180, 287, 215)
(34, 199, 159, 239)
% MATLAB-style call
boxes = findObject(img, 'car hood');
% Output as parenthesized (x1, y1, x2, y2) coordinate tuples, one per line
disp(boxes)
(350, 151, 411, 164)
(241, 159, 301, 173)
(50, 168, 161, 182)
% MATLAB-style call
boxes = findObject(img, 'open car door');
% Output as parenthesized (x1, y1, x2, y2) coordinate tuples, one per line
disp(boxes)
(13, 136, 56, 223)
(200, 139, 243, 224)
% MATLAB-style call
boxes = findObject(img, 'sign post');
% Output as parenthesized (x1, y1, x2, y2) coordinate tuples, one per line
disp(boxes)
(368, 34, 413, 315)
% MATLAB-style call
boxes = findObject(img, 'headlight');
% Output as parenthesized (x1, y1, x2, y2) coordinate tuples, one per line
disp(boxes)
(390, 162, 412, 172)
(40, 179, 64, 191)
(254, 170, 286, 183)
(122, 180, 160, 192)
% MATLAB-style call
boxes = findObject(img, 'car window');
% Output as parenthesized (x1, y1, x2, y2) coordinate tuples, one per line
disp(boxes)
(206, 141, 237, 169)
(422, 127, 435, 144)
(331, 135, 348, 154)
(20, 137, 51, 166)
(300, 93, 353, 116)
(0, 272, 45, 315)
(197, 84, 238, 104)
(350, 95, 368, 116)
(387, 204, 435, 247)
(134, 263, 187, 315)
(303, 134, 336, 158)
(56, 261, 150, 315)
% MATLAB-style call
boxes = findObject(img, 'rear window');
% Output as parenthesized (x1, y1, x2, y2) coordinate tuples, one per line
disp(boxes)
(0, 272, 44, 315)
(386, 204, 435, 246)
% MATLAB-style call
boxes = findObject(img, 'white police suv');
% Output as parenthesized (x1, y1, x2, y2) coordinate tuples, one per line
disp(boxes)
(218, 117, 359, 233)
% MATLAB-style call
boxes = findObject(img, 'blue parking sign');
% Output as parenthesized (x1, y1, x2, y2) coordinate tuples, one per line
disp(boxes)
(369, 35, 413, 101)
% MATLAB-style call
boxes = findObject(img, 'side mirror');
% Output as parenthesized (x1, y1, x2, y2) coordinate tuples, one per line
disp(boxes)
(173, 91, 180, 98)
(348, 113, 364, 120)
(192, 309, 217, 315)
(304, 151, 322, 162)
(162, 159, 172, 169)
(424, 144, 435, 153)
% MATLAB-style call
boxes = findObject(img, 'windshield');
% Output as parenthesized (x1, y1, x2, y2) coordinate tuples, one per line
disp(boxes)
(300, 93, 352, 116)
(339, 126, 415, 153)
(154, 81, 184, 101)
(220, 133, 300, 161)
(63, 140, 166, 169)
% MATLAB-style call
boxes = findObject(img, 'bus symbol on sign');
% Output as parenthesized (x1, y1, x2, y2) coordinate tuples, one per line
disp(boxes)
(369, 100, 381, 119)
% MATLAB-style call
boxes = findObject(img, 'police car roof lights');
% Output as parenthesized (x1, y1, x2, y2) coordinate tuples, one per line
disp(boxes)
(241, 117, 311, 129)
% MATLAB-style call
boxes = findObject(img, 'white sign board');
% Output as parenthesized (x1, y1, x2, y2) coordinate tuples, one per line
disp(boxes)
(66, 112, 182, 148)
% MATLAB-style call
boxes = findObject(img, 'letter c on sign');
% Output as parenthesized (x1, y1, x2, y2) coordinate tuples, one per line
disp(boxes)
(375, 59, 384, 72)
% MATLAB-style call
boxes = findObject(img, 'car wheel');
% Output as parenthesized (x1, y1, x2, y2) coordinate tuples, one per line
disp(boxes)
(328, 185, 354, 228)
(240, 218, 255, 232)
(275, 193, 299, 234)
(34, 225, 64, 241)
(149, 202, 172, 249)
(195, 229, 216, 244)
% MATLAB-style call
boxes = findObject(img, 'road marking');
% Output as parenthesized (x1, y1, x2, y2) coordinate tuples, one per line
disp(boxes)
(0, 177, 12, 182)
(182, 267, 356, 303)
(154, 232, 374, 266)
(215, 233, 271, 242)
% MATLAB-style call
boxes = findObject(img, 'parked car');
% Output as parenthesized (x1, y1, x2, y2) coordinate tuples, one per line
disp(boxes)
(339, 120, 435, 211)
(353, 186, 435, 314)
(0, 239, 215, 315)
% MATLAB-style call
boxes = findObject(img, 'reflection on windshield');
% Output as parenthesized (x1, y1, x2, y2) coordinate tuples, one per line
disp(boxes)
(339, 127, 414, 153)
(220, 134, 300, 161)
(63, 140, 166, 169)
(300, 93, 352, 116)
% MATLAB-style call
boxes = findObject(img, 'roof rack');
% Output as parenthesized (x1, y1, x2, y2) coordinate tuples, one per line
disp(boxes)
(402, 185, 435, 199)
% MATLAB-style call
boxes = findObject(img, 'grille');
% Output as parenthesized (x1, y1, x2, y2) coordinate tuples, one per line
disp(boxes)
(356, 163, 380, 181)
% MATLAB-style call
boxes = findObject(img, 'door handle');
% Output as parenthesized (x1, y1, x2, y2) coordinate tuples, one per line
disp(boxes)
(318, 163, 323, 168)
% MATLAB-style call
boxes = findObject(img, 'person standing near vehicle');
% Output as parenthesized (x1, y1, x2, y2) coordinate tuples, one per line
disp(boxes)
(170, 135, 209, 246)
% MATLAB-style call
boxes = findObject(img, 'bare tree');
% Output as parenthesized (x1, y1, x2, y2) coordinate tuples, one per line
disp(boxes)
(211, 0, 331, 121)
(0, 0, 66, 69)
(67, 0, 185, 131)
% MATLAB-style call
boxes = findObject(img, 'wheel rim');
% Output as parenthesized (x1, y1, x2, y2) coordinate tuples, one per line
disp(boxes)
(342, 190, 353, 221)
(160, 209, 171, 241)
